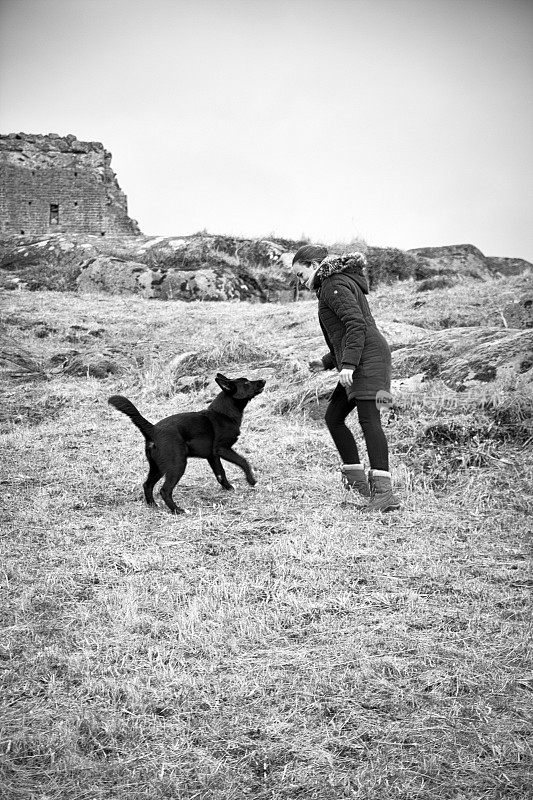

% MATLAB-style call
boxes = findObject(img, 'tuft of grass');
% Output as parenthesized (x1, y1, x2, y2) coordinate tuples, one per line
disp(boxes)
(0, 332, 47, 380)
(273, 371, 332, 417)
(171, 336, 276, 377)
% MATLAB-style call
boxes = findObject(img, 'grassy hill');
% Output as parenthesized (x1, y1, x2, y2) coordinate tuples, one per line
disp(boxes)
(1, 276, 532, 799)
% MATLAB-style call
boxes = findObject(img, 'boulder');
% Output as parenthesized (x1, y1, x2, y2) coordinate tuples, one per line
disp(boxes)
(502, 295, 533, 329)
(376, 321, 428, 350)
(407, 244, 489, 279)
(158, 267, 258, 301)
(390, 372, 428, 395)
(76, 255, 155, 296)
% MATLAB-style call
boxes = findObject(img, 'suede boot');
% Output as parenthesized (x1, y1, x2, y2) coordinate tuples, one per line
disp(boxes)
(341, 463, 371, 498)
(363, 469, 401, 512)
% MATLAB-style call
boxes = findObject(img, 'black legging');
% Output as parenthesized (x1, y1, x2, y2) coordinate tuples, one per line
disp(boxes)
(324, 382, 389, 471)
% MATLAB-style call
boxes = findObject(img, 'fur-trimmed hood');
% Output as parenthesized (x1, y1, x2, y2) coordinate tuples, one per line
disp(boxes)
(307, 252, 369, 293)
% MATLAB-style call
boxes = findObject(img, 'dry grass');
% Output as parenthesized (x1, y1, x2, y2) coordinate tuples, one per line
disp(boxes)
(0, 332, 47, 381)
(370, 273, 531, 330)
(1, 282, 532, 799)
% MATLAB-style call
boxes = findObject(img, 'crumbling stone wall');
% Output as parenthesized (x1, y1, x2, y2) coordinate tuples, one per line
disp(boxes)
(0, 133, 140, 237)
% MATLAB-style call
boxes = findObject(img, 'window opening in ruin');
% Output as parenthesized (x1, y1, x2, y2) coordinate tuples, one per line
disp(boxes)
(100, 231, 106, 236)
(50, 204, 59, 225)
(74, 201, 78, 207)
(74, 171, 78, 177)
(28, 201, 32, 205)
(21, 230, 25, 234)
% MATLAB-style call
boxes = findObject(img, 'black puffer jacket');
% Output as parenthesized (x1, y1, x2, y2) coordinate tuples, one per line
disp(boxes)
(318, 267, 391, 401)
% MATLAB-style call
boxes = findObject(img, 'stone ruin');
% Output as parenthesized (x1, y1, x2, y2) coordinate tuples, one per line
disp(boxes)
(0, 133, 140, 238)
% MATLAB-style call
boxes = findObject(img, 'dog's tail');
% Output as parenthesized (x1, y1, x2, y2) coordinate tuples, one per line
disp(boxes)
(108, 395, 155, 441)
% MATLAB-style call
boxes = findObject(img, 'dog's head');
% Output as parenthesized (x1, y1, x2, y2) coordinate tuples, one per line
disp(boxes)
(215, 373, 266, 400)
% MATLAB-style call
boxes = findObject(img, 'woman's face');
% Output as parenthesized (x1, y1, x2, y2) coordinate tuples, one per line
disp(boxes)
(293, 261, 317, 286)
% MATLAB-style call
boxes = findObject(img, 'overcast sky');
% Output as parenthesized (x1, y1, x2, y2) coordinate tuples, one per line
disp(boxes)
(1, 0, 532, 258)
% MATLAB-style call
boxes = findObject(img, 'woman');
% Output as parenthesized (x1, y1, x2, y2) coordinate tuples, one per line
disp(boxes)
(292, 244, 400, 512)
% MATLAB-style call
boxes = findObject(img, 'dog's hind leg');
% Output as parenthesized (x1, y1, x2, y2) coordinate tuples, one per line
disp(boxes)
(207, 455, 234, 490)
(217, 447, 257, 486)
(159, 458, 187, 514)
(143, 457, 162, 506)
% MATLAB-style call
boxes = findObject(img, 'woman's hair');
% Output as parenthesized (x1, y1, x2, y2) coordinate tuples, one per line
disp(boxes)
(292, 244, 328, 266)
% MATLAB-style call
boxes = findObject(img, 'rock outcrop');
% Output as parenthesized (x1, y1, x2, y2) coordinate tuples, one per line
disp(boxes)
(485, 257, 533, 276)
(0, 230, 531, 302)
(407, 244, 533, 282)
(392, 327, 533, 390)
(0, 232, 308, 301)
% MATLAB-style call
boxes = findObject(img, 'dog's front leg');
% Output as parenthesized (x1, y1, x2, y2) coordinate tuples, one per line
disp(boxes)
(217, 447, 257, 486)
(207, 454, 234, 490)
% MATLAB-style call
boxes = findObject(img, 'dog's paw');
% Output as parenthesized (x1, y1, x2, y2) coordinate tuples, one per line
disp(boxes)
(221, 482, 235, 491)
(246, 477, 257, 486)
(171, 506, 186, 515)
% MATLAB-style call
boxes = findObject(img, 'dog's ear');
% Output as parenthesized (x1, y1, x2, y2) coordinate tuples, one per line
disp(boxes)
(215, 373, 235, 393)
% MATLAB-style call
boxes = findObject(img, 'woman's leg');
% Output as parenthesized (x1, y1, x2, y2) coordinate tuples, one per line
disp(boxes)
(355, 399, 389, 471)
(324, 383, 360, 463)
(356, 399, 400, 511)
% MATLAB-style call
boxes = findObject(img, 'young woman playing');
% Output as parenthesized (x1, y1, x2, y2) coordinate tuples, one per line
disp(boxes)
(292, 244, 400, 512)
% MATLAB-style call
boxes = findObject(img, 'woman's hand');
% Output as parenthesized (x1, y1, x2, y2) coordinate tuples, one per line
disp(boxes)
(339, 368, 354, 388)
(308, 359, 324, 373)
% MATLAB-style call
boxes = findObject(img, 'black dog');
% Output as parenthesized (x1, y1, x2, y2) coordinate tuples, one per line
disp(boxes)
(108, 373, 265, 514)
